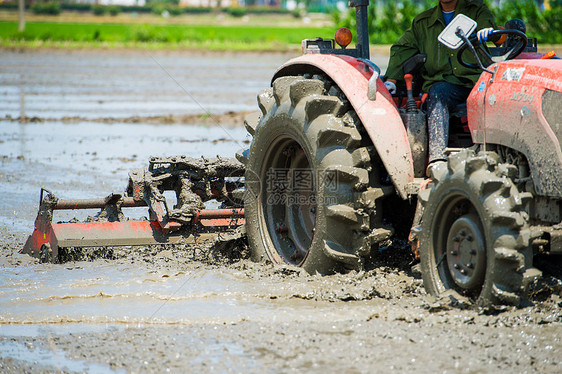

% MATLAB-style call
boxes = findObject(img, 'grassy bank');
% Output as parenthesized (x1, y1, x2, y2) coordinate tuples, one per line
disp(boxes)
(1, 16, 560, 54)
(0, 18, 334, 50)
(0, 11, 334, 51)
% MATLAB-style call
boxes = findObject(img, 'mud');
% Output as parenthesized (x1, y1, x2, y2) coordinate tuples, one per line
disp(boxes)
(4, 111, 251, 128)
(2, 227, 562, 373)
(1, 49, 562, 373)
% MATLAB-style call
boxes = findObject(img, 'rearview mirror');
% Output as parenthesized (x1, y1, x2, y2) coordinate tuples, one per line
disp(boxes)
(438, 14, 477, 49)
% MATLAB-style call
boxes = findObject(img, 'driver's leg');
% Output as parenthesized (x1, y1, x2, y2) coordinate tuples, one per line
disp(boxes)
(426, 81, 472, 164)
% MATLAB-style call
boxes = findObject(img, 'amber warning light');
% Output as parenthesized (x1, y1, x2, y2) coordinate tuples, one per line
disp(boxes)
(493, 26, 508, 46)
(335, 28, 353, 49)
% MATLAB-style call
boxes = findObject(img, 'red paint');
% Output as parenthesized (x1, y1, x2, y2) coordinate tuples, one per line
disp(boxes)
(468, 59, 562, 134)
(23, 207, 246, 257)
(420, 93, 429, 108)
(55, 220, 159, 233)
(404, 74, 414, 91)
(199, 218, 246, 227)
(198, 208, 244, 218)
(23, 220, 53, 256)
(193, 208, 244, 226)
(540, 51, 556, 59)
(468, 59, 562, 197)
(335, 55, 373, 79)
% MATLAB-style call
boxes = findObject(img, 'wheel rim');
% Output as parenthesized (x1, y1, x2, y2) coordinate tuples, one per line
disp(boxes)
(259, 134, 316, 265)
(445, 214, 486, 290)
(433, 195, 486, 294)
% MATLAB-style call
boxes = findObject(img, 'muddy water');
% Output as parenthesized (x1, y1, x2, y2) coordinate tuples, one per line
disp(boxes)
(0, 120, 249, 226)
(1, 50, 562, 373)
(2, 49, 291, 119)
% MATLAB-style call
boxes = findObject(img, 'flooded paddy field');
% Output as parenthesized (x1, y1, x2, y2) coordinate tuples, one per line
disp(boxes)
(1, 49, 561, 373)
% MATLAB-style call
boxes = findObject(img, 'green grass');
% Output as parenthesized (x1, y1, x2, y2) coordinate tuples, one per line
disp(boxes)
(0, 21, 334, 50)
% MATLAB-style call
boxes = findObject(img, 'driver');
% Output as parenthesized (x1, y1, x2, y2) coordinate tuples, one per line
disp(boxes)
(384, 0, 497, 176)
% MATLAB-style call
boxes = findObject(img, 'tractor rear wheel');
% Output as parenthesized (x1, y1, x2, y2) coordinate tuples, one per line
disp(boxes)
(242, 75, 381, 274)
(419, 150, 540, 306)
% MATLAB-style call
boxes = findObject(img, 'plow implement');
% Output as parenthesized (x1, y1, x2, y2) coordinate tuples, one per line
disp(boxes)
(22, 156, 246, 262)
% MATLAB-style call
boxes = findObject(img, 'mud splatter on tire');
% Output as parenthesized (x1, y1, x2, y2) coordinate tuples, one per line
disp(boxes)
(419, 149, 540, 307)
(244, 75, 386, 274)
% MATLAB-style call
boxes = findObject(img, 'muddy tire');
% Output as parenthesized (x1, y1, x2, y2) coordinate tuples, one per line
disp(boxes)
(242, 75, 379, 274)
(419, 150, 540, 306)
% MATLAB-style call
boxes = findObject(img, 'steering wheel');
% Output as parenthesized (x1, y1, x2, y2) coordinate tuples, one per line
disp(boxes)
(457, 29, 527, 69)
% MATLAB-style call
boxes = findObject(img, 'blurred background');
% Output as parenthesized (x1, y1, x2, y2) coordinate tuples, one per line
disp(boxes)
(0, 0, 560, 50)
(1, 1, 561, 372)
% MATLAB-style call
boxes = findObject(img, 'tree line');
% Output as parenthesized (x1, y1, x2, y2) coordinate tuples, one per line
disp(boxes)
(333, 0, 562, 44)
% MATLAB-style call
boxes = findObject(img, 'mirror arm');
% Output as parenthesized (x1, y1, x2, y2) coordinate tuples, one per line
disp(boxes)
(455, 28, 494, 74)
(367, 71, 379, 101)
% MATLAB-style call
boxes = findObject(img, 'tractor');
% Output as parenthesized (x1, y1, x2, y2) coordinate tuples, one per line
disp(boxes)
(23, 0, 561, 307)
(237, 0, 561, 307)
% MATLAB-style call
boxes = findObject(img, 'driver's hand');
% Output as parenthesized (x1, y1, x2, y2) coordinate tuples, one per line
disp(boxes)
(384, 81, 397, 95)
(477, 28, 494, 43)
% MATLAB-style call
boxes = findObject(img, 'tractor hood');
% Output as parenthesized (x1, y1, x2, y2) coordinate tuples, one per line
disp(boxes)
(467, 59, 562, 198)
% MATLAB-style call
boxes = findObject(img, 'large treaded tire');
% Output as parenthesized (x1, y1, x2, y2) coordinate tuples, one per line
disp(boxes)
(242, 75, 378, 274)
(419, 150, 541, 307)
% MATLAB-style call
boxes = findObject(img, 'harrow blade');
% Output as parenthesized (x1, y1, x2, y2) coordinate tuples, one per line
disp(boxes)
(22, 195, 244, 263)
(22, 220, 218, 262)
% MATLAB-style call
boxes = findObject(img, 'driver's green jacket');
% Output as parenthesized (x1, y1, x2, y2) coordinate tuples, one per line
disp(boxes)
(385, 0, 496, 92)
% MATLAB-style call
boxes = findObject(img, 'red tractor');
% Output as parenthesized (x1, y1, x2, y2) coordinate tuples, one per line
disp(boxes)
(23, 0, 561, 308)
(238, 1, 561, 307)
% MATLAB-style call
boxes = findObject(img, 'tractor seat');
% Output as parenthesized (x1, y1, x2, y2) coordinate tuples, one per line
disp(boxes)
(450, 103, 467, 118)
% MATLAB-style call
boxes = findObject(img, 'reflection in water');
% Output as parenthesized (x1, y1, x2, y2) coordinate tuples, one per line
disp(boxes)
(0, 121, 250, 230)
(19, 75, 26, 160)
(0, 340, 124, 373)
(0, 251, 373, 330)
(2, 50, 294, 119)
(19, 75, 25, 119)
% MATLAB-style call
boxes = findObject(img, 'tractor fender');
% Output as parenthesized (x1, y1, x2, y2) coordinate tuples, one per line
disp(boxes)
(273, 54, 414, 199)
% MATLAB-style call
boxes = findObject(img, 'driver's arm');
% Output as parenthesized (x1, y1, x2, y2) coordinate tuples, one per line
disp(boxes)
(385, 26, 420, 84)
(474, 4, 497, 38)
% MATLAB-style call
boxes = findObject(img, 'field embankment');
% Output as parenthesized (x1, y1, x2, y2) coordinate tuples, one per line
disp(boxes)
(0, 11, 334, 50)
(1, 10, 561, 54)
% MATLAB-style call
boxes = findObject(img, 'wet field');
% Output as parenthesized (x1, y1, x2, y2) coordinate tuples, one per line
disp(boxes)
(1, 49, 291, 226)
(1, 49, 561, 373)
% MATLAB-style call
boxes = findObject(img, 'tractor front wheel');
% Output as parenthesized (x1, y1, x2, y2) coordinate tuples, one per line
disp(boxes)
(419, 150, 540, 306)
